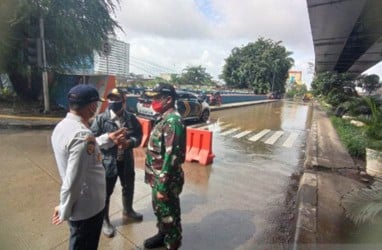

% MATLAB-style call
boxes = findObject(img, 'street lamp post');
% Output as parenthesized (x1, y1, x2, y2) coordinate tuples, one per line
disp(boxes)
(40, 16, 50, 113)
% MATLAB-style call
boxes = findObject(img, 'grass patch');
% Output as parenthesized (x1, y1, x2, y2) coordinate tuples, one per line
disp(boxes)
(330, 116, 382, 159)
(330, 116, 368, 159)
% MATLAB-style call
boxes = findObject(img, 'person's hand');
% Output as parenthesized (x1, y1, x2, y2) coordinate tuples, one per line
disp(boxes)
(108, 128, 127, 145)
(52, 206, 63, 225)
(119, 139, 133, 150)
(156, 192, 168, 201)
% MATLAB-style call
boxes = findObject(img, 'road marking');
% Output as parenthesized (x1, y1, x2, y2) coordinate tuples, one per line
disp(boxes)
(282, 132, 299, 148)
(219, 124, 232, 131)
(248, 129, 271, 142)
(265, 131, 284, 145)
(198, 124, 211, 130)
(220, 128, 240, 136)
(233, 130, 252, 138)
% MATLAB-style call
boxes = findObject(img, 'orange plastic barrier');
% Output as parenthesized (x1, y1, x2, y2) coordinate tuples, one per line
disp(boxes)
(137, 117, 152, 147)
(185, 127, 215, 165)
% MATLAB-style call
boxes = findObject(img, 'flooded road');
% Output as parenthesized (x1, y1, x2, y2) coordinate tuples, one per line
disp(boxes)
(0, 100, 313, 250)
(182, 100, 313, 248)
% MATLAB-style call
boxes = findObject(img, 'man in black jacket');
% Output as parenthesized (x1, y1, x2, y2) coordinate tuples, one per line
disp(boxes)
(91, 88, 143, 237)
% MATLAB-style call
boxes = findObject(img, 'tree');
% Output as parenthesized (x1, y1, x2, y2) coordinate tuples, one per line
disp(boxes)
(221, 37, 294, 93)
(170, 74, 182, 85)
(311, 71, 354, 97)
(311, 71, 359, 107)
(286, 83, 308, 99)
(356, 74, 381, 94)
(0, 0, 120, 100)
(180, 65, 213, 86)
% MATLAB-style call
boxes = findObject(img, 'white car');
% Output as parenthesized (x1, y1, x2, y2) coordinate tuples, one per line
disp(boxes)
(136, 90, 210, 122)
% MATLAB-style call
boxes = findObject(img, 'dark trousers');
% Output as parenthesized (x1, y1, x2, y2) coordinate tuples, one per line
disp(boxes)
(68, 209, 104, 250)
(106, 160, 135, 212)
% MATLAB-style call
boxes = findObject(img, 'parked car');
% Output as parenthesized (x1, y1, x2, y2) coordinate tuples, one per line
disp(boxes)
(267, 91, 283, 99)
(136, 90, 210, 122)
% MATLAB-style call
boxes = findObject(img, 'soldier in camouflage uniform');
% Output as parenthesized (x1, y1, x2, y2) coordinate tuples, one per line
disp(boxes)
(143, 83, 186, 250)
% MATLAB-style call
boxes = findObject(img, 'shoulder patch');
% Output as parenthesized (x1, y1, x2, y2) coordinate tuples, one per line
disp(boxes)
(85, 135, 96, 155)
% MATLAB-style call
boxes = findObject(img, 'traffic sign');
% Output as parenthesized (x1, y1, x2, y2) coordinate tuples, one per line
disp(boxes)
(102, 42, 111, 56)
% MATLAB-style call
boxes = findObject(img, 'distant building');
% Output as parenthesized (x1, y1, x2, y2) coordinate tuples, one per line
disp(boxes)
(94, 38, 130, 77)
(72, 37, 130, 78)
(159, 73, 174, 81)
(288, 70, 303, 85)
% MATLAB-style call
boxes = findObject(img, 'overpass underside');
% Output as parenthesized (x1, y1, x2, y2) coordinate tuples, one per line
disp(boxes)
(307, 0, 382, 76)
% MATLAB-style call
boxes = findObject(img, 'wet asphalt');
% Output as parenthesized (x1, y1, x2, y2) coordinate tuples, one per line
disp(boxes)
(0, 100, 309, 250)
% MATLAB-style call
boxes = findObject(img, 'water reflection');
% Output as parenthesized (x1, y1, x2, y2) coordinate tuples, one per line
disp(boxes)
(211, 102, 282, 131)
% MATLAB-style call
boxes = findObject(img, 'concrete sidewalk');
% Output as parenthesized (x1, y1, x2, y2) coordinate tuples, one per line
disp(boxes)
(294, 103, 373, 249)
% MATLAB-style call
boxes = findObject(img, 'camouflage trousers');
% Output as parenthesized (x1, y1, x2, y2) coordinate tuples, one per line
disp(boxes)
(152, 181, 183, 250)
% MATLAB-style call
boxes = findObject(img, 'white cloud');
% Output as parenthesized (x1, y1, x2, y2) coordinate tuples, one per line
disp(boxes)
(115, 0, 316, 85)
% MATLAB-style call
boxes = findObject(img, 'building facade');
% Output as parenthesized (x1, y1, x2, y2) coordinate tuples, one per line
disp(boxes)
(288, 71, 303, 85)
(71, 37, 130, 77)
(94, 38, 130, 77)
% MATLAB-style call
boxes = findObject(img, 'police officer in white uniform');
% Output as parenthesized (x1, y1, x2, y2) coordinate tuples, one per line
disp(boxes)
(51, 84, 125, 250)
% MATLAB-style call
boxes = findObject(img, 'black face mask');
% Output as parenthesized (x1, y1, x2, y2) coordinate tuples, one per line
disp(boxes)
(108, 101, 123, 113)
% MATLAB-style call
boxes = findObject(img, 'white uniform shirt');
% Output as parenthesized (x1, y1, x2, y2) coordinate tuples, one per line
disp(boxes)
(51, 113, 106, 221)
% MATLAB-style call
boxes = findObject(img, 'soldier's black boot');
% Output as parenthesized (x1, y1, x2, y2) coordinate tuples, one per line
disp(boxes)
(102, 199, 116, 237)
(143, 232, 165, 249)
(122, 186, 143, 222)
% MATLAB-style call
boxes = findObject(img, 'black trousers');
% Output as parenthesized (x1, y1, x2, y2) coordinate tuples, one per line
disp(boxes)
(105, 160, 135, 211)
(68, 209, 104, 250)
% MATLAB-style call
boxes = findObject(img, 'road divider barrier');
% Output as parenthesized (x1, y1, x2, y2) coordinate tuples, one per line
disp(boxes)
(137, 117, 152, 147)
(138, 119, 215, 165)
(185, 127, 215, 165)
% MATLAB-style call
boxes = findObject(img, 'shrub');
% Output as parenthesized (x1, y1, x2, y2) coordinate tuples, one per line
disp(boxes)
(330, 116, 368, 158)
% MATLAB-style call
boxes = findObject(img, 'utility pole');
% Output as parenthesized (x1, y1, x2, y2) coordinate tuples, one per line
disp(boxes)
(102, 41, 111, 75)
(40, 16, 50, 112)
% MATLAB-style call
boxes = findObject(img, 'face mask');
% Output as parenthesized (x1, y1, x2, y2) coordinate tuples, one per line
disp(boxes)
(108, 101, 123, 112)
(152, 100, 163, 113)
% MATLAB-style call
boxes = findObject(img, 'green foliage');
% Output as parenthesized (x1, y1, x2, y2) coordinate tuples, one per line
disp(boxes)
(221, 37, 294, 93)
(342, 178, 382, 225)
(326, 88, 350, 107)
(143, 77, 170, 88)
(336, 97, 368, 117)
(311, 71, 354, 97)
(312, 71, 358, 109)
(356, 74, 381, 94)
(330, 116, 368, 158)
(179, 65, 213, 86)
(339, 99, 382, 225)
(286, 83, 308, 98)
(363, 96, 382, 140)
(170, 74, 182, 85)
(0, 0, 120, 100)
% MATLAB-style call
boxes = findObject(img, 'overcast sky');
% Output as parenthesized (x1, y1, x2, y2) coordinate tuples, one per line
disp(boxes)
(114, 0, 382, 86)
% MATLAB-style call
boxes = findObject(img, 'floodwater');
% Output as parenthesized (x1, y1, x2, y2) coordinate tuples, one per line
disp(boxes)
(0, 100, 313, 250)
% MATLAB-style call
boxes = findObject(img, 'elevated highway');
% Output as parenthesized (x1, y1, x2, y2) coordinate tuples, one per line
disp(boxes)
(307, 0, 382, 76)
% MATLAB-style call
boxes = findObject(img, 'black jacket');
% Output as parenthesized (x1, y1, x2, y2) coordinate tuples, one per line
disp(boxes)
(91, 109, 142, 177)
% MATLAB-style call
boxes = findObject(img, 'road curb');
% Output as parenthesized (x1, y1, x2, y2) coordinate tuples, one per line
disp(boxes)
(294, 104, 319, 249)
(0, 115, 59, 129)
(293, 171, 317, 249)
(210, 99, 276, 111)
(0, 121, 57, 129)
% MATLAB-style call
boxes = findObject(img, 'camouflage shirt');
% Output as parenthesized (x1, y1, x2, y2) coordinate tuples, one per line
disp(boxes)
(145, 108, 186, 193)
